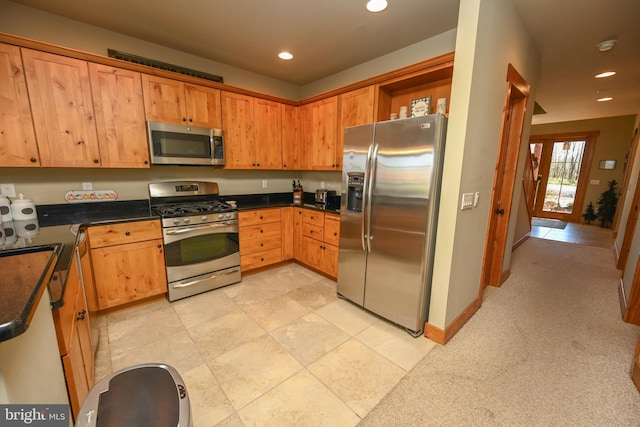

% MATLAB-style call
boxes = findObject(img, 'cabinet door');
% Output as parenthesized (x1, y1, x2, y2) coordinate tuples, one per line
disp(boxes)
(293, 208, 304, 260)
(281, 104, 300, 170)
(63, 326, 90, 420)
(89, 64, 150, 168)
(92, 239, 167, 309)
(338, 86, 375, 166)
(141, 74, 187, 125)
(221, 91, 255, 169)
(281, 207, 294, 260)
(0, 43, 39, 167)
(184, 83, 222, 128)
(301, 236, 323, 268)
(300, 97, 338, 170)
(323, 244, 339, 278)
(22, 49, 101, 167)
(254, 98, 282, 169)
(324, 214, 341, 246)
(74, 277, 94, 387)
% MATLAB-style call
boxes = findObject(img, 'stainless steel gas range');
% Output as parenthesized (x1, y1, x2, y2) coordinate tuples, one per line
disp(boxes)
(149, 181, 241, 301)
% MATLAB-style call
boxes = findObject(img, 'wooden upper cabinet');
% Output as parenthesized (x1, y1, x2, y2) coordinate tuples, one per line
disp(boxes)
(338, 85, 375, 157)
(0, 43, 39, 167)
(222, 91, 255, 168)
(281, 104, 300, 170)
(222, 91, 282, 169)
(141, 74, 222, 128)
(254, 98, 282, 169)
(88, 63, 150, 168)
(300, 96, 338, 170)
(22, 48, 101, 167)
(183, 83, 222, 128)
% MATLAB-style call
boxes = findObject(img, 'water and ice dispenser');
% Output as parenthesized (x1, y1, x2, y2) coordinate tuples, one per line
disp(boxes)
(346, 172, 364, 213)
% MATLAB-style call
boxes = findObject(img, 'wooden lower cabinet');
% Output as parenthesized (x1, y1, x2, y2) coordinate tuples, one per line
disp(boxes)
(52, 247, 94, 421)
(239, 208, 284, 272)
(87, 220, 167, 310)
(298, 210, 340, 278)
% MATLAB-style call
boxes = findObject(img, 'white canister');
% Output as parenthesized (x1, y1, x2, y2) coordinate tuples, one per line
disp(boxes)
(399, 106, 408, 119)
(11, 194, 37, 220)
(15, 218, 40, 238)
(0, 195, 11, 223)
(0, 216, 5, 246)
(3, 220, 16, 245)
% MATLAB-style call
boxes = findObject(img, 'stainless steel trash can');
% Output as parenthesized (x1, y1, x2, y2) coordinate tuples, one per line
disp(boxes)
(76, 363, 191, 427)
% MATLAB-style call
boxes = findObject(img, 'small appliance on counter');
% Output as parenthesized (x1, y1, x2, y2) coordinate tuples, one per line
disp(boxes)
(315, 189, 337, 208)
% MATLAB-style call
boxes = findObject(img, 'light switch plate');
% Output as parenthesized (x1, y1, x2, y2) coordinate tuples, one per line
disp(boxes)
(0, 183, 16, 198)
(262, 180, 268, 188)
(461, 193, 474, 210)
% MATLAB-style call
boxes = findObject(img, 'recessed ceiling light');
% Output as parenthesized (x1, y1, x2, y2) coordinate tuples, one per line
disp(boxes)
(595, 71, 616, 78)
(278, 52, 293, 60)
(366, 0, 388, 12)
(597, 97, 613, 102)
(597, 39, 616, 52)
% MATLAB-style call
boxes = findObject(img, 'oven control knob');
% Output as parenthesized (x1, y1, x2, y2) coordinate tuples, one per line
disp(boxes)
(218, 214, 224, 220)
(225, 213, 232, 219)
(202, 216, 208, 222)
(173, 218, 181, 225)
(183, 218, 190, 224)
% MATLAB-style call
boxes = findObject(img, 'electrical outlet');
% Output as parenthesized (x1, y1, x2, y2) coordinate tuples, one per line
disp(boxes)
(0, 183, 16, 198)
(83, 182, 93, 190)
(262, 180, 268, 189)
(321, 180, 325, 189)
(474, 192, 480, 207)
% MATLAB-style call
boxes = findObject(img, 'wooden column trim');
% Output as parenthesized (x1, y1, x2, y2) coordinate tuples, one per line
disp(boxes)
(424, 297, 482, 344)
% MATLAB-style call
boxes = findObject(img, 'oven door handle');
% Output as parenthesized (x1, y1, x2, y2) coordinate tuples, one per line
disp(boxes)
(172, 269, 241, 288)
(165, 221, 238, 235)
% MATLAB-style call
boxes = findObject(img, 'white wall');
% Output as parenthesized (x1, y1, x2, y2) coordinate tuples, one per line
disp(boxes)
(428, 0, 540, 328)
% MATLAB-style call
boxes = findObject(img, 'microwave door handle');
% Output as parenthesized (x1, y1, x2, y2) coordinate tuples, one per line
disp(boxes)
(362, 144, 374, 252)
(366, 144, 379, 253)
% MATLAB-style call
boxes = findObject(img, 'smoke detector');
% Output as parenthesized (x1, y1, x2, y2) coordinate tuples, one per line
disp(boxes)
(597, 39, 616, 52)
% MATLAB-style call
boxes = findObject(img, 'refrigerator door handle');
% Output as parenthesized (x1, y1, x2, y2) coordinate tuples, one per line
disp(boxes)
(362, 143, 374, 252)
(366, 143, 379, 253)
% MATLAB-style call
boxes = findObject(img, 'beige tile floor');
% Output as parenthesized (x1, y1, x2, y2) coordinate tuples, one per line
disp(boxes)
(93, 264, 437, 426)
(530, 219, 613, 248)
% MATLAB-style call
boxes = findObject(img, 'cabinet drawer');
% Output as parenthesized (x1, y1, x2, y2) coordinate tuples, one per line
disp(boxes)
(88, 220, 162, 248)
(241, 248, 282, 271)
(240, 235, 282, 255)
(238, 208, 281, 226)
(302, 209, 324, 227)
(240, 221, 281, 238)
(302, 222, 323, 240)
(324, 214, 340, 246)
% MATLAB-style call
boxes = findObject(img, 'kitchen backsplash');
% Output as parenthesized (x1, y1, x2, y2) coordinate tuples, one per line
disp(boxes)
(0, 167, 342, 205)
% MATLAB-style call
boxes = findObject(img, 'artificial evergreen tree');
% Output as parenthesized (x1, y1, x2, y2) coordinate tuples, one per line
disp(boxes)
(596, 179, 618, 228)
(582, 202, 597, 224)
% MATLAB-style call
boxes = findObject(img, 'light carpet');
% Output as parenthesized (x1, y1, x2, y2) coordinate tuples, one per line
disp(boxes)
(360, 237, 640, 426)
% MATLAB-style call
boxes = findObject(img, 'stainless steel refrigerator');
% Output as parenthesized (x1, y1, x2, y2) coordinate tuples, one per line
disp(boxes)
(337, 114, 447, 336)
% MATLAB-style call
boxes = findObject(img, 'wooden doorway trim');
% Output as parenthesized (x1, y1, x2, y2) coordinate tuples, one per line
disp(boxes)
(481, 64, 530, 290)
(616, 128, 639, 270)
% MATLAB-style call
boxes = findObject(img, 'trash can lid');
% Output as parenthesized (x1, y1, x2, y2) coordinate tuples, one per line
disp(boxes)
(97, 366, 180, 427)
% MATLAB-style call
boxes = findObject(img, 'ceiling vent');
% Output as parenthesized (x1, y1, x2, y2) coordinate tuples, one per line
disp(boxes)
(107, 49, 223, 83)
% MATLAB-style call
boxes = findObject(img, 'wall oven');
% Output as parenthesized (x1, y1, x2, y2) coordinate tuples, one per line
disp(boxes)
(149, 181, 240, 301)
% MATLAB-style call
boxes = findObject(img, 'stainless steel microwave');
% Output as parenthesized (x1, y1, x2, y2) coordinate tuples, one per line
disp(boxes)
(147, 121, 225, 166)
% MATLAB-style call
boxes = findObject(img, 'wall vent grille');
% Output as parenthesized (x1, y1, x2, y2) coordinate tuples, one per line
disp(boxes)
(107, 49, 223, 83)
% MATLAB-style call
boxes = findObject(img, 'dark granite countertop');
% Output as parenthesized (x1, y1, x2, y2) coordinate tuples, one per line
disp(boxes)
(0, 244, 62, 342)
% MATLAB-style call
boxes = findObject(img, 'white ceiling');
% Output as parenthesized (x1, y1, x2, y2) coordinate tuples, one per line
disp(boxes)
(7, 0, 640, 125)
